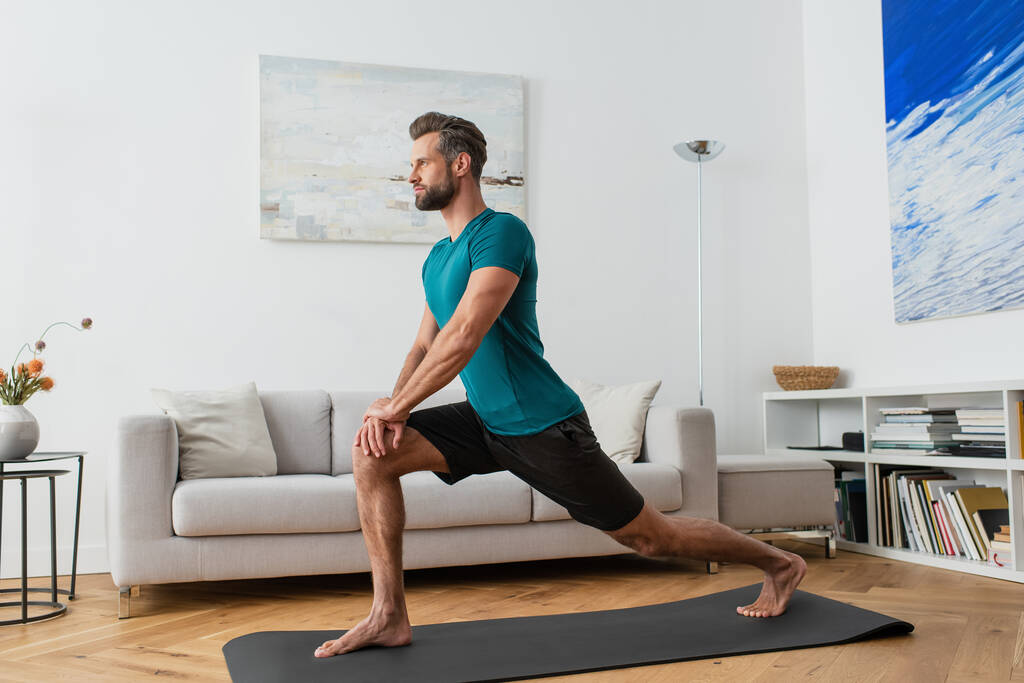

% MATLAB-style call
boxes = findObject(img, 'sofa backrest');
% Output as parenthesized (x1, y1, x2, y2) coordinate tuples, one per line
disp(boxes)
(258, 390, 333, 474)
(257, 387, 649, 476)
(329, 388, 467, 475)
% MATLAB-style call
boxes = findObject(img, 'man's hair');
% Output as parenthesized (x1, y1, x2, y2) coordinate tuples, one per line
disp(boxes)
(409, 112, 487, 182)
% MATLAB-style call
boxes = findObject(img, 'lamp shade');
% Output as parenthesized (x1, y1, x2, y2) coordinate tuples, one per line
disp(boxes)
(673, 140, 725, 162)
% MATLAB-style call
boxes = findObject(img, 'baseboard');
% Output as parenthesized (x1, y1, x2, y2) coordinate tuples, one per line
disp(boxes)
(0, 543, 109, 580)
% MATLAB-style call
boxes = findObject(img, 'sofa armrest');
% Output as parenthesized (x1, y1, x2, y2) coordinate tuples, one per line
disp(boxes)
(642, 404, 718, 521)
(107, 414, 198, 586)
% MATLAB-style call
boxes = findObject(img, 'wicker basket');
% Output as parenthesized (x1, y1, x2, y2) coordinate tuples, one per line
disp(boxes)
(772, 365, 840, 391)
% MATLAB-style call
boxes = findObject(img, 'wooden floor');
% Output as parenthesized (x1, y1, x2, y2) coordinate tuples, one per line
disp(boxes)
(1, 538, 1023, 681)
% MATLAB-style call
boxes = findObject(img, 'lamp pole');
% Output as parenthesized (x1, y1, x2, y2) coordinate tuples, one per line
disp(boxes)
(673, 140, 725, 408)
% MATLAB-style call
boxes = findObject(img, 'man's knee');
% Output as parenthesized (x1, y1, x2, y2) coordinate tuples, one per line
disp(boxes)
(604, 504, 663, 556)
(351, 442, 401, 480)
(351, 427, 446, 480)
(609, 530, 660, 557)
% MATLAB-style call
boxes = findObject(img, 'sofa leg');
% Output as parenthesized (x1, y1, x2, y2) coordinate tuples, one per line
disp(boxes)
(825, 530, 837, 559)
(706, 561, 719, 574)
(119, 585, 140, 619)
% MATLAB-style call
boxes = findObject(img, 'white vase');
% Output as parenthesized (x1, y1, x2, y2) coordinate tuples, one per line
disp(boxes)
(0, 404, 40, 460)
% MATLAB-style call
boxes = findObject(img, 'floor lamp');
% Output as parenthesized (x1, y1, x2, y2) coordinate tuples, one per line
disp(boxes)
(673, 139, 725, 408)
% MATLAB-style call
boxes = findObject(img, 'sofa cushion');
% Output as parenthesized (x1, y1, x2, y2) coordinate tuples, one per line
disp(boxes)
(151, 381, 278, 480)
(171, 474, 360, 536)
(717, 454, 836, 529)
(259, 390, 332, 475)
(400, 470, 533, 529)
(569, 378, 662, 464)
(329, 388, 467, 475)
(531, 462, 682, 523)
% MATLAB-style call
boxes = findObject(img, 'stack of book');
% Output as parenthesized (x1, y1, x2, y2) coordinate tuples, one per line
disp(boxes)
(872, 464, 1012, 568)
(833, 471, 867, 542)
(871, 408, 960, 453)
(946, 408, 1007, 457)
(990, 524, 1013, 568)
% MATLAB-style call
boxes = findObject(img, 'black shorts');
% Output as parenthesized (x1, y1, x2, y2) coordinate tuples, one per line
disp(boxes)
(404, 401, 645, 532)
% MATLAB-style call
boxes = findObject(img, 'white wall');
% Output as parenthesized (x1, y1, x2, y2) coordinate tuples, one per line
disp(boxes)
(803, 1, 1024, 388)
(1, 0, 812, 578)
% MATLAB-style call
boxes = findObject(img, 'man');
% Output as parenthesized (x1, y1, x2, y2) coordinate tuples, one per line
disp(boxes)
(314, 112, 807, 659)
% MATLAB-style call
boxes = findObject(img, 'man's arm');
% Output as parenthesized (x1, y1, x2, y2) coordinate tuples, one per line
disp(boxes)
(391, 302, 440, 397)
(387, 266, 520, 419)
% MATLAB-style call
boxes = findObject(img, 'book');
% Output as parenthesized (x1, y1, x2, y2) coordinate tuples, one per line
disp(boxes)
(956, 419, 1006, 427)
(952, 433, 1006, 442)
(834, 478, 868, 542)
(872, 441, 960, 449)
(946, 490, 982, 560)
(927, 444, 1007, 457)
(925, 479, 972, 556)
(955, 409, 1004, 420)
(878, 466, 946, 549)
(874, 424, 961, 433)
(873, 428, 961, 441)
(880, 408, 956, 415)
(932, 499, 959, 556)
(898, 472, 956, 555)
(960, 426, 1007, 434)
(955, 487, 1009, 556)
(914, 479, 942, 553)
(833, 486, 844, 539)
(847, 480, 868, 543)
(973, 508, 1010, 556)
(898, 477, 925, 551)
(936, 482, 983, 559)
(1018, 400, 1023, 459)
(914, 474, 955, 553)
(884, 414, 958, 423)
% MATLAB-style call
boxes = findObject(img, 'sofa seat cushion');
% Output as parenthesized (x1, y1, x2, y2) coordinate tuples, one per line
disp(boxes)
(531, 462, 682, 523)
(400, 470, 533, 529)
(171, 474, 360, 537)
(717, 454, 836, 530)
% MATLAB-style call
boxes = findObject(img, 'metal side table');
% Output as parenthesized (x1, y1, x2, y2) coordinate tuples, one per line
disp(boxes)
(0, 452, 84, 608)
(0, 469, 70, 624)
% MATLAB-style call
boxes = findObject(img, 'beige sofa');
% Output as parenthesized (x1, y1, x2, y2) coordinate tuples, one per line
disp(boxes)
(107, 388, 719, 618)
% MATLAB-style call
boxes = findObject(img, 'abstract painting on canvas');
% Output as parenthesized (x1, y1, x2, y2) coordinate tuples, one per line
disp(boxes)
(259, 55, 524, 243)
(883, 0, 1024, 323)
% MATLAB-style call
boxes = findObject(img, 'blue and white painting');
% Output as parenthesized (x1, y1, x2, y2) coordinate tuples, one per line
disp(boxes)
(259, 55, 524, 243)
(883, 0, 1024, 323)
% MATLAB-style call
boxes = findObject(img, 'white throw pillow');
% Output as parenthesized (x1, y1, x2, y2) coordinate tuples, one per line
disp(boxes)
(151, 381, 278, 480)
(569, 377, 662, 464)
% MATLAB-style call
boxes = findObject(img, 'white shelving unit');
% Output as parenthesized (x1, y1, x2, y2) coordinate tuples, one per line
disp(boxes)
(762, 379, 1024, 584)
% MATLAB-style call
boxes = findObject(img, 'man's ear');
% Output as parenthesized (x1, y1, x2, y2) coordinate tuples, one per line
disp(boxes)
(454, 151, 472, 178)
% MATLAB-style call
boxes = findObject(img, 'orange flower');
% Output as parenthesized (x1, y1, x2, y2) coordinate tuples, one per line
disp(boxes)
(0, 369, 6, 383)
(28, 359, 44, 377)
(40, 377, 54, 391)
(16, 363, 27, 375)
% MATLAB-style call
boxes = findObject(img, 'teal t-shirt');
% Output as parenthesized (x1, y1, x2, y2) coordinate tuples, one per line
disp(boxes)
(421, 207, 584, 436)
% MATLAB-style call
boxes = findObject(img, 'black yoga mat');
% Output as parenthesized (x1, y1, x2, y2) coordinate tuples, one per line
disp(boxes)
(222, 583, 913, 683)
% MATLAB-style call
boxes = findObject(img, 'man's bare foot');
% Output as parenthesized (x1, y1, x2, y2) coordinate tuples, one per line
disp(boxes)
(313, 614, 412, 658)
(736, 549, 807, 618)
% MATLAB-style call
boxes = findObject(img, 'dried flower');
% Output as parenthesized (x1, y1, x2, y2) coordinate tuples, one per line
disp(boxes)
(2, 316, 93, 405)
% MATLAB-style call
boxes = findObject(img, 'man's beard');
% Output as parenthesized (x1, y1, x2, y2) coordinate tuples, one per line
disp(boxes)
(415, 168, 456, 211)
